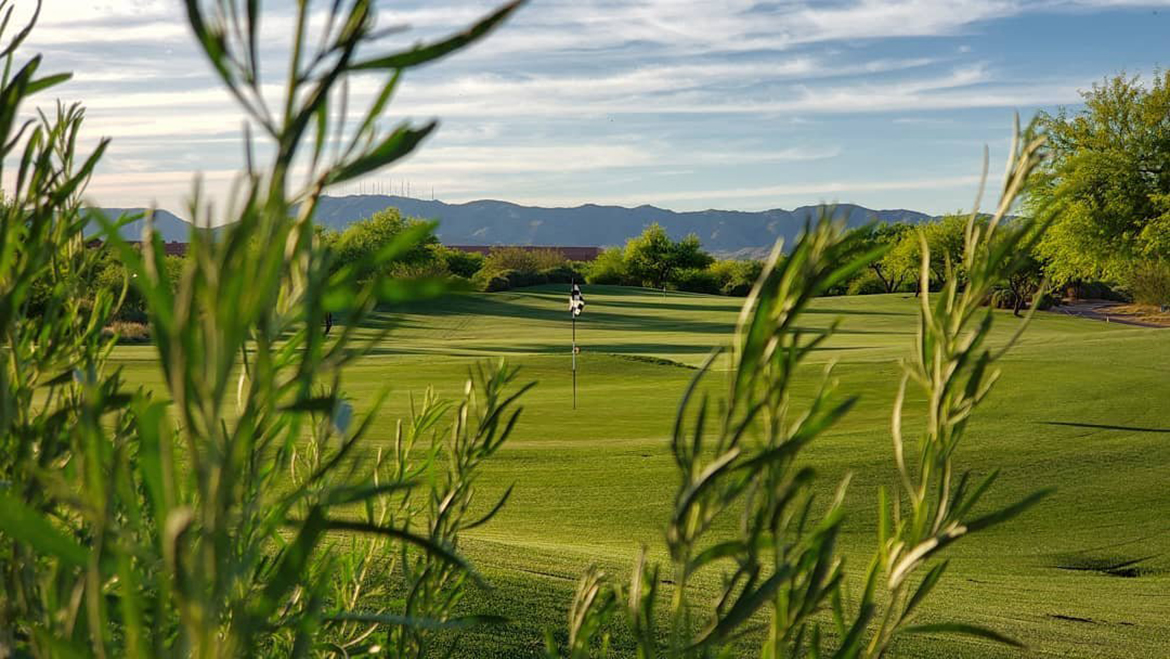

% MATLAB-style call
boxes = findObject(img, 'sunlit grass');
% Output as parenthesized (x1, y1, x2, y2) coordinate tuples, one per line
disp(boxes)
(110, 287, 1170, 656)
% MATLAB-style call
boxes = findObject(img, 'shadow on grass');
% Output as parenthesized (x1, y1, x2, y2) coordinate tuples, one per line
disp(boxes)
(362, 342, 871, 358)
(363, 342, 721, 357)
(1039, 421, 1170, 433)
(805, 306, 915, 317)
(590, 298, 744, 314)
(1052, 553, 1161, 578)
(356, 294, 738, 335)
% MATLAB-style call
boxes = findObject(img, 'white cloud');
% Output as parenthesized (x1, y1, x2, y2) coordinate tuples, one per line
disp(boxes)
(8, 0, 1162, 213)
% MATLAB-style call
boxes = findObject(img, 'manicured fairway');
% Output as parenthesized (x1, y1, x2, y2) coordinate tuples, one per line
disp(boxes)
(111, 286, 1170, 657)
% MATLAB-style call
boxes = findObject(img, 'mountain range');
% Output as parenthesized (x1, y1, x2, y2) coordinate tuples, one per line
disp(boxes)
(94, 196, 932, 257)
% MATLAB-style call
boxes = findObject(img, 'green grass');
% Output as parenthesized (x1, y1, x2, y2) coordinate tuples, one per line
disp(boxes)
(111, 285, 1170, 657)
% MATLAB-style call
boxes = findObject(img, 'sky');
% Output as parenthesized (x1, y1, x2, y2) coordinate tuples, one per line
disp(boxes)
(11, 0, 1170, 218)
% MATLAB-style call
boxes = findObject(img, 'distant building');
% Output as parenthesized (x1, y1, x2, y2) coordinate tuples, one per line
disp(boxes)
(446, 245, 602, 262)
(86, 240, 189, 257)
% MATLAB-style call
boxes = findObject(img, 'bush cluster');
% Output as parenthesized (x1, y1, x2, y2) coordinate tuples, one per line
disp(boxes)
(583, 224, 763, 296)
(471, 246, 587, 291)
(1122, 260, 1170, 308)
(318, 214, 597, 293)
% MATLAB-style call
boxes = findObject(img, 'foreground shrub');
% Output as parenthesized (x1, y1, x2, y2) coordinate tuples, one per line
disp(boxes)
(549, 121, 1052, 658)
(0, 1, 525, 657)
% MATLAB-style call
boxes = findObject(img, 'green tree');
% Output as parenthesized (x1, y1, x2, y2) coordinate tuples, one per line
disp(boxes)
(852, 222, 913, 293)
(883, 215, 968, 295)
(334, 207, 439, 281)
(585, 246, 629, 285)
(993, 225, 1047, 316)
(1030, 71, 1170, 284)
(623, 223, 713, 289)
(707, 258, 764, 296)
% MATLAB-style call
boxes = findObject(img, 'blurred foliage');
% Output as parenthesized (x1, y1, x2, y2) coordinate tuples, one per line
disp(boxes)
(0, 1, 528, 657)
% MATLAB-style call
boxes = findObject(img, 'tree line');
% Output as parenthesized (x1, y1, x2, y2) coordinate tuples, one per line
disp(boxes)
(79, 70, 1170, 330)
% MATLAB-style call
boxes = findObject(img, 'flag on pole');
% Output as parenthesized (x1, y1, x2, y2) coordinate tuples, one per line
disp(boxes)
(569, 283, 585, 316)
(569, 282, 584, 409)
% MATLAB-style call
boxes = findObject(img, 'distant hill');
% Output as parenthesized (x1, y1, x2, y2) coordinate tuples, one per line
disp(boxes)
(84, 208, 214, 243)
(310, 196, 931, 257)
(93, 197, 932, 256)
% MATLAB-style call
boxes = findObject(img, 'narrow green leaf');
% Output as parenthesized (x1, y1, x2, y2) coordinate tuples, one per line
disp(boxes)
(323, 480, 415, 506)
(375, 276, 453, 305)
(350, 1, 524, 71)
(0, 492, 88, 568)
(902, 560, 949, 621)
(256, 507, 328, 618)
(461, 484, 513, 531)
(692, 565, 792, 648)
(688, 539, 747, 572)
(327, 121, 436, 184)
(26, 72, 71, 96)
(316, 519, 483, 585)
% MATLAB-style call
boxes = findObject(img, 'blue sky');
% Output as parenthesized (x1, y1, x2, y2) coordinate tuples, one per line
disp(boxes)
(13, 0, 1170, 217)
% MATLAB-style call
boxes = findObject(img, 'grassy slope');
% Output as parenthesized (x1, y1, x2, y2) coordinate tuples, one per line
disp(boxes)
(111, 286, 1170, 657)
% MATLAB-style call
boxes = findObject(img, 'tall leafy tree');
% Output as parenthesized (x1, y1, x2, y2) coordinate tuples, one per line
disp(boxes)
(1029, 72, 1170, 284)
(333, 207, 439, 280)
(623, 223, 713, 289)
(883, 214, 969, 294)
(852, 222, 913, 293)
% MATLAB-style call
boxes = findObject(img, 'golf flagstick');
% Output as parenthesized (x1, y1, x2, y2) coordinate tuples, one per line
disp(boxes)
(569, 281, 585, 410)
(572, 309, 576, 410)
